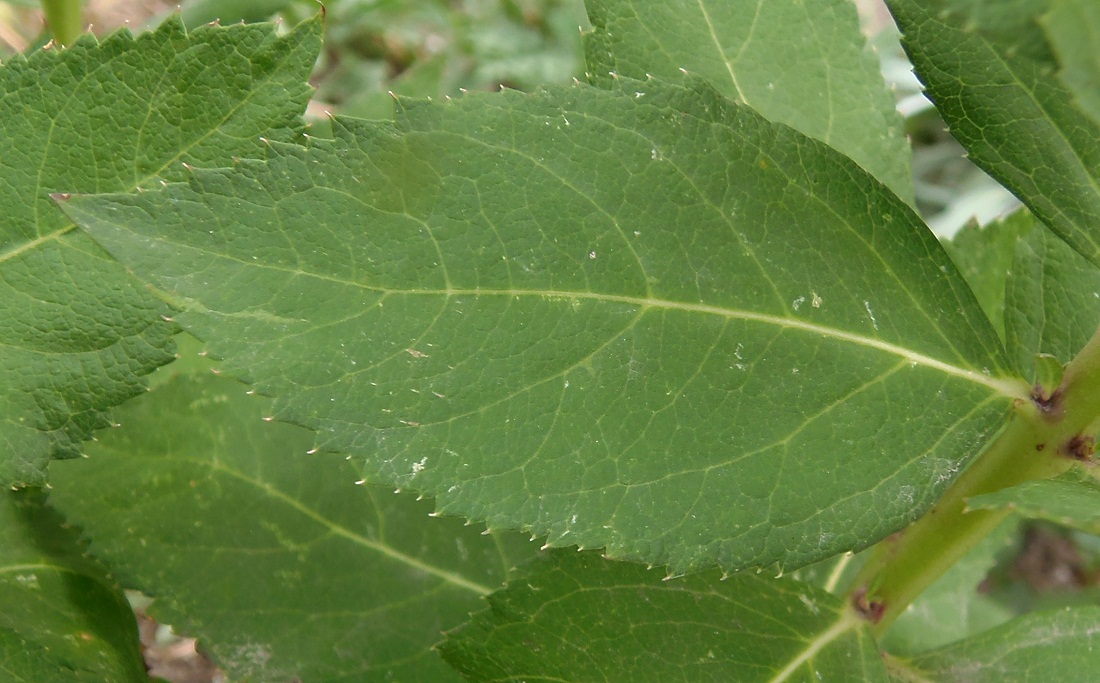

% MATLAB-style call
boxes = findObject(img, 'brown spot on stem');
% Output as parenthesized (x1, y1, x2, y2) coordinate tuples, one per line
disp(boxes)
(1060, 433, 1095, 462)
(1030, 384, 1064, 421)
(851, 587, 886, 624)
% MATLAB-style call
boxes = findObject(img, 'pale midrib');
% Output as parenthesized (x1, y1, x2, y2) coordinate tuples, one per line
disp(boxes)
(205, 460, 494, 596)
(765, 611, 858, 683)
(389, 286, 1026, 398)
(0, 226, 73, 265)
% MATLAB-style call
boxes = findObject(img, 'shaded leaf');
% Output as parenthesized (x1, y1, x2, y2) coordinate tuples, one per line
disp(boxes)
(66, 76, 1024, 575)
(1004, 220, 1100, 381)
(441, 550, 887, 683)
(0, 489, 146, 682)
(584, 0, 913, 203)
(0, 15, 320, 485)
(48, 373, 537, 682)
(1041, 0, 1100, 125)
(967, 471, 1100, 535)
(886, 0, 1100, 267)
(941, 210, 1034, 343)
(887, 606, 1100, 682)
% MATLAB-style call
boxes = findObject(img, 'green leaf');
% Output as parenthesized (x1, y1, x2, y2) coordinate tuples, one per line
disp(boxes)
(0, 489, 146, 682)
(584, 0, 913, 204)
(941, 211, 1034, 343)
(65, 76, 1024, 575)
(881, 518, 1016, 655)
(1041, 0, 1100, 125)
(48, 372, 537, 682)
(886, 0, 1100, 267)
(447, 551, 884, 682)
(966, 471, 1100, 535)
(887, 606, 1100, 682)
(0, 16, 321, 486)
(441, 550, 887, 682)
(1004, 220, 1100, 381)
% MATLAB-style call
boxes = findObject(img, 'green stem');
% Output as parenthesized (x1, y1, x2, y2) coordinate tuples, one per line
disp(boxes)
(40, 0, 83, 47)
(851, 323, 1100, 635)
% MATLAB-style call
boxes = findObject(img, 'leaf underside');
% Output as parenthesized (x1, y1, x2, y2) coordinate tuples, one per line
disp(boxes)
(887, 0, 1100, 268)
(66, 74, 1020, 575)
(584, 0, 914, 204)
(0, 14, 320, 485)
(49, 373, 538, 682)
(0, 490, 146, 682)
(441, 550, 887, 683)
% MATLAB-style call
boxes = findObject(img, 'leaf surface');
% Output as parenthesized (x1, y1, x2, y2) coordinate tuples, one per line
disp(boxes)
(441, 550, 886, 682)
(886, 0, 1100, 267)
(887, 607, 1100, 683)
(967, 472, 1100, 535)
(66, 76, 1023, 574)
(585, 0, 913, 203)
(1004, 220, 1100, 380)
(0, 15, 319, 485)
(0, 490, 146, 682)
(48, 372, 537, 682)
(1042, 0, 1100, 125)
(941, 211, 1034, 344)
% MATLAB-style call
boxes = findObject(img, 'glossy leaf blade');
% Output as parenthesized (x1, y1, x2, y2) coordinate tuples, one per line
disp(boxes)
(887, 607, 1100, 683)
(585, 0, 913, 203)
(67, 77, 1022, 574)
(441, 550, 887, 683)
(48, 373, 537, 682)
(0, 490, 146, 682)
(0, 15, 320, 485)
(886, 0, 1100, 267)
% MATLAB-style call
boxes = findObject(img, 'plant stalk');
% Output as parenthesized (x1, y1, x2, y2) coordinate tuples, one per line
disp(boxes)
(851, 323, 1100, 635)
(40, 0, 83, 47)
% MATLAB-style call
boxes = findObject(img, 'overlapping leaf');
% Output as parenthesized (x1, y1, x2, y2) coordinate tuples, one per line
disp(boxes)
(886, 606, 1100, 682)
(441, 550, 887, 682)
(887, 0, 1100, 267)
(1042, 0, 1100, 125)
(584, 0, 913, 204)
(1004, 219, 1100, 380)
(967, 471, 1100, 535)
(0, 490, 146, 682)
(49, 372, 537, 682)
(0, 15, 320, 485)
(65, 75, 1024, 575)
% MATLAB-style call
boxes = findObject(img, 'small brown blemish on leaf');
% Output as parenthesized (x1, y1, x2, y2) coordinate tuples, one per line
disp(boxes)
(405, 348, 429, 359)
(1035, 443, 1046, 451)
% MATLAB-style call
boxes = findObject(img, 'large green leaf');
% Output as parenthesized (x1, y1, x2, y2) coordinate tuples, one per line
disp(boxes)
(1004, 220, 1100, 381)
(48, 372, 537, 682)
(886, 607, 1100, 682)
(441, 550, 887, 682)
(886, 0, 1100, 267)
(0, 15, 320, 485)
(65, 76, 1025, 575)
(0, 489, 146, 682)
(585, 0, 913, 204)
